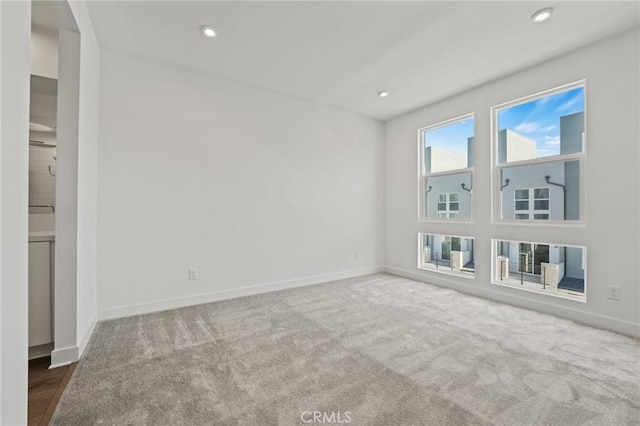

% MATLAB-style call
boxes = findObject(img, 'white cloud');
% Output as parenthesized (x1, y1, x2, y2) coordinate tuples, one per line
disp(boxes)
(536, 97, 551, 106)
(557, 94, 582, 112)
(544, 135, 560, 146)
(536, 148, 558, 157)
(539, 125, 556, 132)
(514, 121, 540, 133)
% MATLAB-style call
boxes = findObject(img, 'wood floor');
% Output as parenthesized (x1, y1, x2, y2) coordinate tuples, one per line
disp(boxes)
(28, 357, 76, 426)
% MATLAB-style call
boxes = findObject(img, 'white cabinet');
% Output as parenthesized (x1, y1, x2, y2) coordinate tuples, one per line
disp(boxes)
(29, 241, 53, 347)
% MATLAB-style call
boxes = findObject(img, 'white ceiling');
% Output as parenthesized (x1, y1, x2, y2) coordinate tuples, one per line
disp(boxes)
(86, 1, 639, 121)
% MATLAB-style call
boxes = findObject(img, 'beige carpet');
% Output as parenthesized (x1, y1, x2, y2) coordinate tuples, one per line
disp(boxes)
(52, 273, 639, 425)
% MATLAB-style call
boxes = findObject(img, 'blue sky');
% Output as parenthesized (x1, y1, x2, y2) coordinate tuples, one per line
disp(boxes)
(424, 119, 474, 159)
(423, 87, 584, 158)
(497, 87, 584, 157)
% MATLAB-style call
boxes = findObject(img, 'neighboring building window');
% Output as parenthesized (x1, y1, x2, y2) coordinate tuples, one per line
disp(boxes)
(420, 115, 474, 221)
(517, 242, 549, 274)
(419, 233, 474, 278)
(514, 188, 549, 220)
(493, 82, 585, 223)
(494, 239, 586, 301)
(437, 193, 459, 218)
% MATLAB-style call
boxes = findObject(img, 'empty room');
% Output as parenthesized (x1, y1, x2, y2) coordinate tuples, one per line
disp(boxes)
(1, 1, 639, 425)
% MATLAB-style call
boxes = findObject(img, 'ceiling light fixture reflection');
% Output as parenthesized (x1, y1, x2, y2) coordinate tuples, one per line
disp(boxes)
(532, 8, 553, 23)
(200, 25, 217, 38)
(378, 91, 389, 98)
(29, 122, 56, 133)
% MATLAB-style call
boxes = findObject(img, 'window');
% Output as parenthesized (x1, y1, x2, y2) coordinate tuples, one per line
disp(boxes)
(493, 82, 585, 223)
(437, 193, 459, 218)
(517, 242, 549, 274)
(514, 188, 549, 220)
(419, 233, 474, 278)
(494, 239, 586, 301)
(420, 115, 474, 221)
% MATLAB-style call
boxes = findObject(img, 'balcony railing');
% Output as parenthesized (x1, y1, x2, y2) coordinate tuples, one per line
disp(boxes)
(496, 258, 581, 293)
(423, 250, 474, 273)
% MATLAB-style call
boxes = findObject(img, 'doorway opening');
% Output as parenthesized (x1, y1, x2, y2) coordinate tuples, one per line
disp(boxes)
(28, 0, 81, 422)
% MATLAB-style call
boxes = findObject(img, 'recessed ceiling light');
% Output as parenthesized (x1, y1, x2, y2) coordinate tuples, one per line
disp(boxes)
(378, 91, 389, 98)
(200, 25, 217, 38)
(532, 7, 553, 23)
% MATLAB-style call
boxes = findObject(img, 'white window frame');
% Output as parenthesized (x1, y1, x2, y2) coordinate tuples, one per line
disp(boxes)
(417, 233, 475, 279)
(492, 238, 587, 302)
(490, 80, 587, 226)
(418, 113, 474, 223)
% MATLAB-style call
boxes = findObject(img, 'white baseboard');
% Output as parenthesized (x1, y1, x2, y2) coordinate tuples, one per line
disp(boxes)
(78, 316, 98, 358)
(49, 317, 99, 368)
(99, 266, 385, 321)
(50, 345, 79, 368)
(28, 343, 54, 360)
(385, 265, 640, 338)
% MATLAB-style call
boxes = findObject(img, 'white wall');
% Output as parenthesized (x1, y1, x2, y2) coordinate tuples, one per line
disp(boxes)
(30, 25, 58, 79)
(50, 0, 101, 366)
(29, 30, 58, 216)
(0, 0, 99, 418)
(385, 29, 640, 337)
(30, 90, 57, 129)
(52, 27, 81, 367)
(97, 51, 384, 318)
(0, 1, 31, 423)
(68, 0, 100, 356)
(29, 145, 57, 209)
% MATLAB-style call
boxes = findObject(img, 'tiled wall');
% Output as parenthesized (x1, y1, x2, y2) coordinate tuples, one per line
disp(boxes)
(29, 145, 56, 212)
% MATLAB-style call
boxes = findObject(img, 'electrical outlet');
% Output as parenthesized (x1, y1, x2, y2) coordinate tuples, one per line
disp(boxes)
(354, 251, 361, 261)
(188, 268, 199, 280)
(607, 286, 620, 300)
